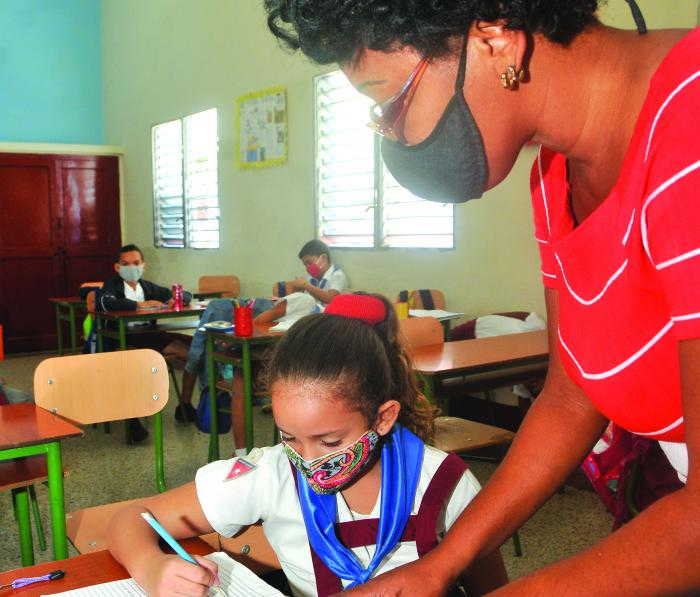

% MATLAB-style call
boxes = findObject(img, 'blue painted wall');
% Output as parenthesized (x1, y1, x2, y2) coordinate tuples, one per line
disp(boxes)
(0, 0, 103, 144)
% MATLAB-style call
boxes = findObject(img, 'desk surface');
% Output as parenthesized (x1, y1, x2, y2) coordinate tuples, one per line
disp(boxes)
(0, 540, 212, 596)
(410, 330, 548, 375)
(0, 404, 83, 450)
(94, 304, 207, 320)
(207, 322, 281, 341)
(48, 297, 85, 305)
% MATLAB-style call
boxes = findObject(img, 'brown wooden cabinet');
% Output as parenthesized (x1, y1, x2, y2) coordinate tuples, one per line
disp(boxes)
(0, 153, 121, 353)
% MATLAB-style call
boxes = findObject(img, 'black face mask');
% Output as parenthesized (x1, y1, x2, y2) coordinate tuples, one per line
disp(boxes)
(381, 0, 647, 205)
(381, 36, 487, 204)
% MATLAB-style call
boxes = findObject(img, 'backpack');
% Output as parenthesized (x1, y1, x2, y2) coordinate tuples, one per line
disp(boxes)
(196, 388, 232, 434)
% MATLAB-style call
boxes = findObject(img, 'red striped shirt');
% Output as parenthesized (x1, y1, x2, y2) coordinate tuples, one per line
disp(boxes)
(530, 28, 700, 443)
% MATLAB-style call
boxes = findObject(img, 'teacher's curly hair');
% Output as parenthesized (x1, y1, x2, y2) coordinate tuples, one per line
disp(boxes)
(264, 0, 601, 64)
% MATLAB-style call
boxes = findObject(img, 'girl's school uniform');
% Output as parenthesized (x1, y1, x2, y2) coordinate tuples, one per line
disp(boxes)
(195, 443, 480, 597)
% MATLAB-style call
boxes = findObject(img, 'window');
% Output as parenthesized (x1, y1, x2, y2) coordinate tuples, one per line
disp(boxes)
(152, 108, 220, 249)
(315, 71, 453, 249)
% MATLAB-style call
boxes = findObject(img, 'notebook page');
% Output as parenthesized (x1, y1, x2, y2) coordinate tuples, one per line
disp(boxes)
(42, 578, 145, 597)
(43, 552, 282, 597)
(409, 309, 464, 320)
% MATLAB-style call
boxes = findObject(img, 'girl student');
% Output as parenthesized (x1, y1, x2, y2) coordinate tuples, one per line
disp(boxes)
(107, 293, 507, 596)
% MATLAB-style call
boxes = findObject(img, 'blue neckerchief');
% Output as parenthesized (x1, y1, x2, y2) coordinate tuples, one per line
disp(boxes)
(294, 424, 424, 588)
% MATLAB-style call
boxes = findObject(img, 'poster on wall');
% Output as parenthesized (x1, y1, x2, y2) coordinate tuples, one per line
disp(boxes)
(235, 86, 287, 169)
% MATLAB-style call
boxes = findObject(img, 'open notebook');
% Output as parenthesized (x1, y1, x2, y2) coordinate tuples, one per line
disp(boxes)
(42, 552, 283, 597)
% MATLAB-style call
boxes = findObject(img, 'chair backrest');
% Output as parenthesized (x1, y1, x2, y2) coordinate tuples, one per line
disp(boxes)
(34, 350, 169, 424)
(219, 522, 282, 574)
(198, 275, 240, 298)
(398, 317, 444, 350)
(397, 289, 446, 310)
(272, 280, 297, 298)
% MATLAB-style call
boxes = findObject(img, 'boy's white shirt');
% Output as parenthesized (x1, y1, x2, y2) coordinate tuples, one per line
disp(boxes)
(123, 281, 144, 302)
(304, 264, 348, 307)
(196, 443, 480, 597)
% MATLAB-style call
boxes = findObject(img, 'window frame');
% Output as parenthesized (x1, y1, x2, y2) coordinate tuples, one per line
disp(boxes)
(151, 108, 220, 250)
(313, 71, 455, 251)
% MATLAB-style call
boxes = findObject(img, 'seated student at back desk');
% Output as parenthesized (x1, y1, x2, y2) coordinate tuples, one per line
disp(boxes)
(100, 243, 193, 441)
(108, 294, 507, 597)
(287, 239, 348, 308)
(165, 240, 347, 448)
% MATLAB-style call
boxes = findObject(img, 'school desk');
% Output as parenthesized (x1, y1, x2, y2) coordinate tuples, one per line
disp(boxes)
(48, 298, 87, 355)
(0, 539, 213, 596)
(93, 304, 207, 352)
(0, 403, 83, 564)
(192, 290, 225, 300)
(205, 324, 282, 460)
(410, 330, 549, 407)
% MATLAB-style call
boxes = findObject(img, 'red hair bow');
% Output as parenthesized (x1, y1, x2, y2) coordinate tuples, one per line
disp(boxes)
(325, 295, 386, 325)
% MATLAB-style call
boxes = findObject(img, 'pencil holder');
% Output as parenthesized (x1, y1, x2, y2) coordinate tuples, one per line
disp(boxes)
(394, 302, 409, 320)
(234, 305, 254, 337)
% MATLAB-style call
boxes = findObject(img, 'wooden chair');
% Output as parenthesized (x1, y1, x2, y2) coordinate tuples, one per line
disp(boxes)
(198, 275, 240, 298)
(398, 317, 444, 349)
(272, 280, 297, 298)
(398, 289, 446, 310)
(34, 350, 170, 492)
(0, 325, 52, 565)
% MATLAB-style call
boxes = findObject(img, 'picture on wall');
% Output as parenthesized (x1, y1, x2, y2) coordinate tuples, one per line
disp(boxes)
(235, 85, 287, 169)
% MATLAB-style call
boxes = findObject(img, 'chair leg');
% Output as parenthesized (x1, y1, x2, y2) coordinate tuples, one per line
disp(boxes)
(169, 366, 183, 402)
(512, 530, 523, 557)
(12, 487, 35, 566)
(28, 485, 47, 552)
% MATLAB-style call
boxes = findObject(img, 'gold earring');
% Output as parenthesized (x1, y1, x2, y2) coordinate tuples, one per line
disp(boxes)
(500, 65, 525, 90)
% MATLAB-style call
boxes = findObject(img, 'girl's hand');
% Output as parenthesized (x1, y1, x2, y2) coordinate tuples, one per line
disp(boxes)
(138, 554, 219, 597)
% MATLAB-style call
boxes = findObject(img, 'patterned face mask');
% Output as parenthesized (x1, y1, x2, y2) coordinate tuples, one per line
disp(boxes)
(283, 430, 381, 494)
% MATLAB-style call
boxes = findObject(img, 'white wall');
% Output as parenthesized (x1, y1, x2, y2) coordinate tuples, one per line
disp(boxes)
(101, 0, 699, 318)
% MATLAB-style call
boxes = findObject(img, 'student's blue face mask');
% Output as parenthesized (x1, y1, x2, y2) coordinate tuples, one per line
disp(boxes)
(118, 264, 144, 283)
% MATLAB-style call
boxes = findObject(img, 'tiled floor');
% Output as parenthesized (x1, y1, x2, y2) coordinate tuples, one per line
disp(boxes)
(0, 352, 612, 582)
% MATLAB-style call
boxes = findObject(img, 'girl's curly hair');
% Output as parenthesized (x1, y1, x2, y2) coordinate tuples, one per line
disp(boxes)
(264, 0, 600, 64)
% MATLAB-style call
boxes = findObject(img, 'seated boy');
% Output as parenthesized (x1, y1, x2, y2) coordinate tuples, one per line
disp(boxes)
(100, 244, 192, 441)
(289, 239, 348, 307)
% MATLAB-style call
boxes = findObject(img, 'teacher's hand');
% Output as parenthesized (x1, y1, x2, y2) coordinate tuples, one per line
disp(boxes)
(334, 560, 449, 597)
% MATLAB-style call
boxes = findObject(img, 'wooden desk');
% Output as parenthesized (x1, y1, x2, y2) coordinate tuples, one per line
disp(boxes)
(0, 539, 212, 596)
(94, 304, 207, 352)
(48, 298, 86, 355)
(205, 324, 282, 460)
(411, 330, 549, 403)
(0, 404, 83, 565)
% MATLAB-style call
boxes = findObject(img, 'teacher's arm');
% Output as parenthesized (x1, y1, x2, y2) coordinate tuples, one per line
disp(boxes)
(341, 288, 609, 596)
(483, 336, 700, 596)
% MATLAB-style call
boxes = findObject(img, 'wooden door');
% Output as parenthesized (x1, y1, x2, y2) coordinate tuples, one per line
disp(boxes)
(0, 153, 121, 353)
(57, 156, 121, 292)
(0, 154, 62, 352)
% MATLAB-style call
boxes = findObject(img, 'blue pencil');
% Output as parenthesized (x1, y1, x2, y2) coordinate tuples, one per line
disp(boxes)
(140, 512, 198, 565)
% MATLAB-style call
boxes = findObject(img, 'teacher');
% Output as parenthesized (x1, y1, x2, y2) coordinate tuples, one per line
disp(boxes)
(264, 1, 700, 595)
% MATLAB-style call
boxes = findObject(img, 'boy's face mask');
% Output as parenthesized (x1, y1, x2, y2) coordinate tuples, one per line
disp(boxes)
(304, 256, 324, 280)
(284, 430, 381, 494)
(118, 264, 144, 283)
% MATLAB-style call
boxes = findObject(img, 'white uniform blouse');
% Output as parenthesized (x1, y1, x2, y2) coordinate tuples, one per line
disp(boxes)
(195, 444, 480, 597)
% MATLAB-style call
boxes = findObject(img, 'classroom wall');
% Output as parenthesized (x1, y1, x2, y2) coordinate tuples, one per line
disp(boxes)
(101, 0, 699, 318)
(0, 0, 104, 144)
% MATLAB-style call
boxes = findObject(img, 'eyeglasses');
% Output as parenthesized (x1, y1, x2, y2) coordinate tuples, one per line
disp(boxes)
(368, 56, 430, 142)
